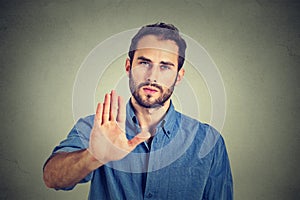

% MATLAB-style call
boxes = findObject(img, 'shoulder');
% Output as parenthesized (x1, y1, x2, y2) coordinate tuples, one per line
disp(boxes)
(68, 115, 95, 138)
(176, 111, 221, 138)
(175, 111, 225, 157)
(74, 115, 95, 129)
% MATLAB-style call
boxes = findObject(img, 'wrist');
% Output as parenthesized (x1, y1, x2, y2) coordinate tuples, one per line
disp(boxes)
(85, 149, 104, 170)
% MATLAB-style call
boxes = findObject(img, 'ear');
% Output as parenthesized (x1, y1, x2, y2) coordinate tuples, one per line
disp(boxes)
(175, 68, 185, 86)
(125, 58, 131, 77)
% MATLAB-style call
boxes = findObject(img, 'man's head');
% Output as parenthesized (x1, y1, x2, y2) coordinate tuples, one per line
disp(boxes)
(128, 22, 187, 71)
(126, 23, 187, 108)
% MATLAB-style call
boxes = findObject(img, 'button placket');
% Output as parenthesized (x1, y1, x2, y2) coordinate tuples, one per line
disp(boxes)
(144, 128, 166, 199)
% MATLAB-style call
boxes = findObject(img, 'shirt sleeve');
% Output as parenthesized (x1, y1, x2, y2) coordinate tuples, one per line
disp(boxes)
(202, 134, 233, 200)
(46, 115, 95, 190)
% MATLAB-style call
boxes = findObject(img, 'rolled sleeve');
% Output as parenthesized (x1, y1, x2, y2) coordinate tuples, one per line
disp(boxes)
(52, 116, 94, 154)
(45, 115, 95, 190)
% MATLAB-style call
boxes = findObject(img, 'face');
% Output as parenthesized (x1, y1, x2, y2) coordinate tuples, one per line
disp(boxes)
(126, 35, 184, 108)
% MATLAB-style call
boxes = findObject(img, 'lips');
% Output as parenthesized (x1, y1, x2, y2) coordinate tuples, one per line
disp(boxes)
(143, 86, 158, 94)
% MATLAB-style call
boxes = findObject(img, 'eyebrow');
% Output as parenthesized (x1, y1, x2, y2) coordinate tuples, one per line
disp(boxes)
(137, 56, 152, 63)
(137, 56, 175, 67)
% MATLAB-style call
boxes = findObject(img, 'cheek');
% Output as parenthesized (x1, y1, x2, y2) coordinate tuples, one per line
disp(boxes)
(132, 77, 144, 87)
(159, 74, 177, 88)
(130, 69, 144, 83)
(131, 65, 147, 78)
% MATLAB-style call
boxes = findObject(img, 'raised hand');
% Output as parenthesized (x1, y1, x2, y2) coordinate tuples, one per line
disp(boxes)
(88, 90, 150, 164)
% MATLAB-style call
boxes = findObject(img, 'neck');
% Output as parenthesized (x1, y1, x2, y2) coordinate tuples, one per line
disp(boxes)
(130, 97, 170, 135)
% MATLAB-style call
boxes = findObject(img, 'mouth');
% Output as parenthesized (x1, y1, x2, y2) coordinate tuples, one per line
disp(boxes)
(142, 86, 159, 94)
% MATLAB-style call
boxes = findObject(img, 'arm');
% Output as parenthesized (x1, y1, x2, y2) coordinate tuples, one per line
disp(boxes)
(203, 136, 233, 200)
(43, 90, 150, 189)
(43, 149, 102, 189)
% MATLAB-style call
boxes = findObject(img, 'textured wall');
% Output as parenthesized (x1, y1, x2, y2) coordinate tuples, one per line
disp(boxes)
(0, 0, 299, 199)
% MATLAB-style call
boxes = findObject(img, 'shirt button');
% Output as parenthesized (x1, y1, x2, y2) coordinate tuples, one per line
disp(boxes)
(146, 193, 153, 198)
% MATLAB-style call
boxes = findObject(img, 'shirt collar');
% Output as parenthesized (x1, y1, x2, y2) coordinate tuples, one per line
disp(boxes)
(126, 100, 177, 138)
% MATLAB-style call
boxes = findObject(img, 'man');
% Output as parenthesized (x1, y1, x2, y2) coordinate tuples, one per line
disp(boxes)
(43, 22, 233, 199)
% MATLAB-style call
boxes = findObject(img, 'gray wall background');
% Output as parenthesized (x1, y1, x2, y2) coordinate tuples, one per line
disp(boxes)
(0, 0, 299, 199)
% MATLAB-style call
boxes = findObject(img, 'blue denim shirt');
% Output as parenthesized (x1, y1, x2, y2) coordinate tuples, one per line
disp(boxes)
(50, 102, 233, 199)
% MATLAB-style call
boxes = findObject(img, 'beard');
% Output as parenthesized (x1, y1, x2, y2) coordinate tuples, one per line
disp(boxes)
(129, 71, 177, 108)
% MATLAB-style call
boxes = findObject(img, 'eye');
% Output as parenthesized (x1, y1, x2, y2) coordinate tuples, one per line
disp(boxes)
(160, 65, 171, 70)
(139, 61, 151, 67)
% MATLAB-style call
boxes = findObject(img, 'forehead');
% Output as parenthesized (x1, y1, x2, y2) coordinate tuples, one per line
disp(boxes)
(135, 35, 179, 58)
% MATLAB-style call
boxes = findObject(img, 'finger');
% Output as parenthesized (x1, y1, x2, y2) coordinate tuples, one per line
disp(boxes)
(116, 95, 126, 123)
(110, 90, 118, 121)
(128, 131, 151, 149)
(102, 93, 110, 123)
(95, 103, 103, 125)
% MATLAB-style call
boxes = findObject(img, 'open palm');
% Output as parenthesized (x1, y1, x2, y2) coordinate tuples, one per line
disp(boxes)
(88, 90, 150, 164)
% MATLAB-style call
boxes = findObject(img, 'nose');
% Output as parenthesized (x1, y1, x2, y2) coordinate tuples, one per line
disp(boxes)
(146, 65, 159, 82)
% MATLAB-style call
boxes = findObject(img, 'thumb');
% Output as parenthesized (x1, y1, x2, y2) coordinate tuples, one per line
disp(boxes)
(128, 131, 151, 149)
